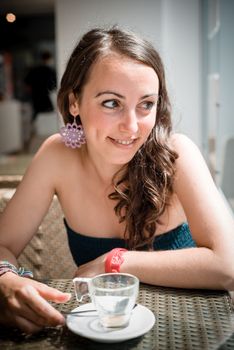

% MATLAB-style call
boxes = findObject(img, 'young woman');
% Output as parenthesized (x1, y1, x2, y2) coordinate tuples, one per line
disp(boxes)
(0, 27, 233, 333)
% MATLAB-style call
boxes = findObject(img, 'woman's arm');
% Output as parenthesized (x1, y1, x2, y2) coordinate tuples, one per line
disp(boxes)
(122, 134, 234, 289)
(0, 134, 71, 333)
(76, 134, 234, 290)
(0, 137, 62, 257)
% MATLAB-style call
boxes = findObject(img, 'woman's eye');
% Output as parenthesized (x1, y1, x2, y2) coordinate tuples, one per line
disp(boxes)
(140, 101, 155, 110)
(102, 100, 119, 109)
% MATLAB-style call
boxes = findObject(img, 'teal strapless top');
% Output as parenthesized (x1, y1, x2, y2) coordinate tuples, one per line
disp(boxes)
(64, 219, 196, 266)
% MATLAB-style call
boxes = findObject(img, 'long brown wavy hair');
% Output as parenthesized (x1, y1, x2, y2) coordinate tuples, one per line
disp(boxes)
(57, 27, 178, 250)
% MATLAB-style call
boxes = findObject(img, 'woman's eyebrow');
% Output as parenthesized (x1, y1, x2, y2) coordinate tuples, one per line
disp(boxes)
(95, 91, 125, 98)
(140, 93, 158, 100)
(95, 91, 158, 99)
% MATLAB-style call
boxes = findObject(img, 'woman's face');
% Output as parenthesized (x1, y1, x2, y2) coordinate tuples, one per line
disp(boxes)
(71, 54, 159, 165)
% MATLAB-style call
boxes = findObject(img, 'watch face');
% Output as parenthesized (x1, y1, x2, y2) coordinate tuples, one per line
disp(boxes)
(105, 248, 128, 273)
(111, 251, 125, 271)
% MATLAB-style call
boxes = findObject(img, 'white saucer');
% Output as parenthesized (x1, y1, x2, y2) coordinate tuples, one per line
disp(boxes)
(66, 302, 156, 343)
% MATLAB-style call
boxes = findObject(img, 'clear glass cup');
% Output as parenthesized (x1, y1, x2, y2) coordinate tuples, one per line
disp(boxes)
(73, 273, 139, 328)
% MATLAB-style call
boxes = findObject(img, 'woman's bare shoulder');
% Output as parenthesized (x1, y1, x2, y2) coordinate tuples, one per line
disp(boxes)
(169, 133, 199, 151)
(36, 133, 65, 153)
(169, 133, 205, 168)
(34, 133, 77, 162)
(23, 133, 79, 183)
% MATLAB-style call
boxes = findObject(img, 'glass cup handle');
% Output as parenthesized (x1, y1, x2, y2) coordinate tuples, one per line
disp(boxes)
(73, 277, 91, 302)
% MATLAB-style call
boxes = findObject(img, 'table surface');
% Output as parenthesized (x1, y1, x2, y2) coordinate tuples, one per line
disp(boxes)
(0, 279, 234, 350)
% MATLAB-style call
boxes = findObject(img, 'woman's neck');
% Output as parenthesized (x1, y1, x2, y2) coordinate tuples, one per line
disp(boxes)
(81, 146, 126, 188)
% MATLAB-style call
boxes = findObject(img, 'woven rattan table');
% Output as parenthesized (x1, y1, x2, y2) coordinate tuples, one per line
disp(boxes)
(0, 280, 233, 350)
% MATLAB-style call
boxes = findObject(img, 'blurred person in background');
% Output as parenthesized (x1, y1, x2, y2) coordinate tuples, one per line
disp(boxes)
(24, 50, 57, 123)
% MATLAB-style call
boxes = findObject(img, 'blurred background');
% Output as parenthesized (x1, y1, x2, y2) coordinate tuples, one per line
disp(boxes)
(0, 0, 233, 210)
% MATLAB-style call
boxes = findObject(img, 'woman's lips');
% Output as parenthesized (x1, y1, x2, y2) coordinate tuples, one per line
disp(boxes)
(108, 137, 137, 146)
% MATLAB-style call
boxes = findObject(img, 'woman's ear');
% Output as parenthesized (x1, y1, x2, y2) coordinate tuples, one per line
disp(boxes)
(68, 92, 79, 116)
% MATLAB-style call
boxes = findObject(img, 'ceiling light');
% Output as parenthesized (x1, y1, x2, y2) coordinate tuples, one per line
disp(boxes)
(6, 13, 16, 23)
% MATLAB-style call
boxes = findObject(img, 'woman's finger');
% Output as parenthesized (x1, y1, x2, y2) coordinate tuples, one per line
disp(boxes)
(14, 314, 43, 334)
(15, 285, 65, 326)
(7, 295, 48, 327)
(33, 280, 71, 303)
(0, 307, 43, 334)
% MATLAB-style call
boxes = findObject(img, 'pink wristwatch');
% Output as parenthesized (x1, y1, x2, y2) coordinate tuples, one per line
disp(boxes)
(105, 248, 128, 273)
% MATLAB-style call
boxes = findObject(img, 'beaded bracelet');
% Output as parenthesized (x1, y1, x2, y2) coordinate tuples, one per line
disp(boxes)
(0, 260, 33, 278)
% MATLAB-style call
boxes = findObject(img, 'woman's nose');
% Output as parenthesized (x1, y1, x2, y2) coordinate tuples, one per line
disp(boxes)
(119, 111, 139, 134)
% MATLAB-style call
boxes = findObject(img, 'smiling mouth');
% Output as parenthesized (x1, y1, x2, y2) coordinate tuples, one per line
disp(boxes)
(109, 137, 137, 145)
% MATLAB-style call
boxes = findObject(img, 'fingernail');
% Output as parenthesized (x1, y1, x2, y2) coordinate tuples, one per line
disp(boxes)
(64, 292, 71, 299)
(59, 317, 65, 325)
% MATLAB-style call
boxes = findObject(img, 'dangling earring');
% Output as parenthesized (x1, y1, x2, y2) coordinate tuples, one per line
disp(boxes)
(60, 116, 86, 149)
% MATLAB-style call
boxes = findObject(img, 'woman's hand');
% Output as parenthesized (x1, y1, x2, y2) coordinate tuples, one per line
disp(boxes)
(74, 253, 107, 278)
(0, 272, 71, 334)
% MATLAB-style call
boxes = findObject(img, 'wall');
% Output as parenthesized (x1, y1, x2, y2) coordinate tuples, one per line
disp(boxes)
(161, 0, 201, 146)
(55, 0, 201, 146)
(219, 0, 234, 179)
(201, 0, 234, 200)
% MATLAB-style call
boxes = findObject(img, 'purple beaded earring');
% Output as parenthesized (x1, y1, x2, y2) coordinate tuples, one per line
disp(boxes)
(60, 116, 86, 148)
